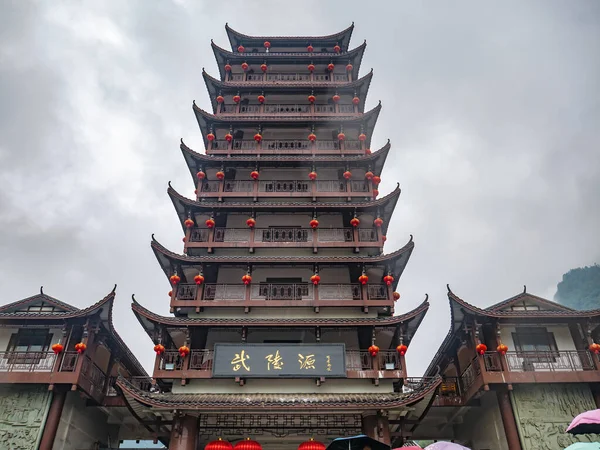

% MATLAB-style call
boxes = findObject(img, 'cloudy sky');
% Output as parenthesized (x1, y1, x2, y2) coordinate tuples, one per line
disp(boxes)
(1, 1, 599, 375)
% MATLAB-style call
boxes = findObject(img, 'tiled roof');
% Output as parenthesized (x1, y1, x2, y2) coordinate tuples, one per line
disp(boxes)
(117, 374, 441, 410)
(0, 288, 79, 314)
(224, 23, 355, 48)
(484, 289, 576, 312)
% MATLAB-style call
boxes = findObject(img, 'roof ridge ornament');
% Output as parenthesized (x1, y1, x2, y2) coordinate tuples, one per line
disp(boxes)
(40, 285, 44, 296)
(447, 284, 453, 294)
(523, 285, 527, 293)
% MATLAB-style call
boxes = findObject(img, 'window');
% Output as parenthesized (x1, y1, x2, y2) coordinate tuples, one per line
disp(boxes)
(16, 302, 57, 314)
(5, 329, 52, 364)
(512, 327, 558, 361)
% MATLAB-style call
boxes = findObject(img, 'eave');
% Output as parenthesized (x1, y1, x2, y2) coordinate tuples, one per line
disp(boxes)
(0, 287, 79, 313)
(202, 69, 374, 113)
(212, 40, 367, 80)
(117, 373, 441, 412)
(167, 181, 400, 235)
(224, 23, 355, 53)
(150, 234, 413, 288)
(193, 101, 382, 148)
(180, 138, 390, 182)
(131, 293, 428, 335)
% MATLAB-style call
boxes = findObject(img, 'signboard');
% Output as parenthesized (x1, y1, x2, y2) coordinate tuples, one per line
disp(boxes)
(212, 343, 347, 378)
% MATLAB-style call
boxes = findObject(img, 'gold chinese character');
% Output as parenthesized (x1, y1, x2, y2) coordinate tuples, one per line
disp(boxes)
(326, 355, 332, 372)
(298, 353, 316, 370)
(265, 350, 284, 370)
(231, 350, 250, 372)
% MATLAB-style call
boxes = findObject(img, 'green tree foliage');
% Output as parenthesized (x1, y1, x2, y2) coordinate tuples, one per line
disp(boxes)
(554, 264, 600, 310)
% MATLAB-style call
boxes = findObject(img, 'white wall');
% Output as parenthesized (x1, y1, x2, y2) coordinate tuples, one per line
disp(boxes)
(500, 324, 577, 351)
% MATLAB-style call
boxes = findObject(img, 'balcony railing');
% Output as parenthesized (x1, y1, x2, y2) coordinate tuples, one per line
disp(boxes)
(259, 180, 310, 192)
(485, 350, 595, 372)
(175, 283, 390, 302)
(259, 228, 310, 242)
(207, 140, 362, 154)
(0, 351, 57, 372)
(198, 179, 369, 195)
(226, 73, 351, 83)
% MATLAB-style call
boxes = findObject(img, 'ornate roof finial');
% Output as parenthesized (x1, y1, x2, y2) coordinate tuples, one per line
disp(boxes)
(523, 285, 527, 293)
(447, 284, 453, 294)
(40, 286, 44, 296)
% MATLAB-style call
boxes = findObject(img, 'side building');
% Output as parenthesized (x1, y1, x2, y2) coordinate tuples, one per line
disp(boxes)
(0, 287, 152, 450)
(414, 286, 600, 450)
(116, 24, 440, 450)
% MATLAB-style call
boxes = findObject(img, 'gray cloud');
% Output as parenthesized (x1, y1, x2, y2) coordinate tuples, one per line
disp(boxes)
(0, 0, 598, 375)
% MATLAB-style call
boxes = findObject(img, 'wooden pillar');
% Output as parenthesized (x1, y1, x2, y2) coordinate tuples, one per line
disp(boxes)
(169, 414, 198, 450)
(38, 389, 67, 450)
(496, 386, 522, 450)
(362, 413, 390, 445)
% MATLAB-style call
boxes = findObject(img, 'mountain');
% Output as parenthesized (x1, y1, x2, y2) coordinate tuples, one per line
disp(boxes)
(554, 264, 600, 310)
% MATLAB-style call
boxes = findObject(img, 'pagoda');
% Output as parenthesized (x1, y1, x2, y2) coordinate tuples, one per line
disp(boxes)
(118, 23, 440, 450)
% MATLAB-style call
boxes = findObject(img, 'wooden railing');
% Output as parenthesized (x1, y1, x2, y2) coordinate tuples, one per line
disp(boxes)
(204, 139, 364, 154)
(218, 104, 358, 115)
(175, 283, 391, 302)
(227, 73, 350, 83)
(198, 179, 369, 195)
(0, 351, 58, 372)
(485, 350, 596, 372)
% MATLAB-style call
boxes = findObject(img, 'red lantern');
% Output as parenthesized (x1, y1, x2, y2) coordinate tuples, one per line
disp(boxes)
(365, 148, 372, 155)
(216, 95, 224, 104)
(224, 64, 232, 72)
(343, 171, 352, 180)
(225, 133, 233, 142)
(309, 219, 319, 229)
(337, 132, 345, 141)
(372, 189, 379, 198)
(246, 218, 256, 228)
(350, 217, 360, 227)
(75, 342, 87, 354)
(589, 343, 600, 354)
(358, 133, 366, 141)
(327, 63, 335, 71)
(310, 275, 321, 285)
(352, 96, 360, 105)
(308, 94, 316, 103)
(237, 45, 245, 53)
(368, 344, 379, 357)
(393, 291, 400, 300)
(170, 274, 181, 285)
(497, 344, 509, 355)
(207, 133, 215, 142)
(206, 438, 234, 450)
(233, 95, 241, 103)
(308, 133, 316, 142)
(184, 218, 194, 228)
(250, 170, 259, 180)
(383, 275, 394, 286)
(476, 343, 487, 355)
(372, 176, 381, 185)
(216, 171, 225, 180)
(183, 236, 187, 242)
(178, 345, 190, 357)
(168, 290, 173, 297)
(257, 95, 265, 104)
(263, 41, 271, 49)
(242, 274, 252, 285)
(308, 171, 317, 180)
(241, 62, 249, 71)
(205, 218, 216, 228)
(234, 438, 262, 450)
(196, 170, 206, 180)
(307, 45, 314, 53)
(307, 64, 315, 72)
(154, 344, 165, 355)
(346, 63, 353, 72)
(298, 439, 325, 450)
(332, 94, 340, 103)
(381, 235, 387, 242)
(358, 274, 369, 285)
(194, 274, 205, 285)
(261, 64, 268, 73)
(51, 343, 64, 354)
(365, 171, 374, 180)
(396, 344, 408, 356)
(374, 217, 384, 227)
(254, 133, 262, 142)
(334, 45, 341, 53)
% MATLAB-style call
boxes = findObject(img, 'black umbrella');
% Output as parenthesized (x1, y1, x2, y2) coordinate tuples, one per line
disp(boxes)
(326, 435, 391, 450)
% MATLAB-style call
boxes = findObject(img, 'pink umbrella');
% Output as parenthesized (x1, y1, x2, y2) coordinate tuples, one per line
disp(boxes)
(566, 408, 600, 435)
(425, 443, 470, 450)
(393, 447, 421, 450)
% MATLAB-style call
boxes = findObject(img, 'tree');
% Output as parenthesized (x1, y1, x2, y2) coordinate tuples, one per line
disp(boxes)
(554, 264, 600, 310)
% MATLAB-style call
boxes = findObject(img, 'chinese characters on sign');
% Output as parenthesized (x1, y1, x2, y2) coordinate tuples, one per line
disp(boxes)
(213, 344, 346, 378)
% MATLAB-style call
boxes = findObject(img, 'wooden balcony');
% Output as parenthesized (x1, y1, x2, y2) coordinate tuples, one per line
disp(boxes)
(230, 72, 350, 83)
(186, 226, 381, 250)
(153, 349, 403, 380)
(207, 139, 365, 155)
(171, 282, 393, 309)
(219, 103, 358, 116)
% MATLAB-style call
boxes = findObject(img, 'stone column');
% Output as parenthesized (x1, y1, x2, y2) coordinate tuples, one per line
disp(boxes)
(362, 413, 391, 445)
(169, 414, 198, 450)
(496, 387, 522, 450)
(38, 389, 67, 450)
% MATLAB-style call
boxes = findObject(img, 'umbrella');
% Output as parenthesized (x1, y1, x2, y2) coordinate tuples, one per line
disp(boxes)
(567, 409, 600, 435)
(393, 447, 422, 450)
(424, 443, 470, 450)
(564, 444, 600, 450)
(326, 435, 390, 450)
